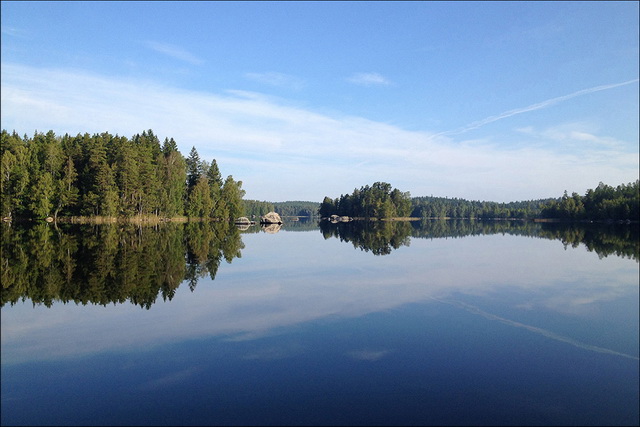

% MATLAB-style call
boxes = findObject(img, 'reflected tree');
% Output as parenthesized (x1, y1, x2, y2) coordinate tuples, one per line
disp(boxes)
(2, 220, 636, 309)
(319, 219, 639, 261)
(1, 221, 244, 308)
(320, 220, 413, 255)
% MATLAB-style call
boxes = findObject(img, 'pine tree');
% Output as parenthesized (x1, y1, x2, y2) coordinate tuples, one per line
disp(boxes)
(114, 139, 140, 216)
(207, 159, 224, 218)
(53, 156, 79, 220)
(186, 175, 213, 218)
(1, 130, 29, 218)
(83, 134, 118, 216)
(158, 146, 186, 217)
(186, 146, 203, 191)
(221, 175, 245, 221)
(162, 137, 179, 155)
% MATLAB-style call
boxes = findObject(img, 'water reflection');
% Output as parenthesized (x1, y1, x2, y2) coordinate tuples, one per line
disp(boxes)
(1, 221, 244, 308)
(239, 217, 319, 233)
(1, 220, 637, 309)
(2, 218, 637, 427)
(534, 221, 639, 261)
(320, 219, 639, 261)
(319, 220, 413, 255)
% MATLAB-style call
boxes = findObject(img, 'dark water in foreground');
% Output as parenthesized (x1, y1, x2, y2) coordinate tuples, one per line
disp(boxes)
(1, 220, 638, 426)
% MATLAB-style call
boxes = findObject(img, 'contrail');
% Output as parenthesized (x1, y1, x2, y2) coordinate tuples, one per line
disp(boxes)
(435, 79, 639, 138)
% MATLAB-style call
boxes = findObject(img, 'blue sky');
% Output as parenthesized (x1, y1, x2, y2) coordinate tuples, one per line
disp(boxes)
(1, 1, 638, 202)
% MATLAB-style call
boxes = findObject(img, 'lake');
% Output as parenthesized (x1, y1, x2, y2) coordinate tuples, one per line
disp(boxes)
(1, 219, 638, 426)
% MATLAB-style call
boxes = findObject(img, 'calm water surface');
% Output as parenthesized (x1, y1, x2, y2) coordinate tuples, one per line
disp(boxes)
(1, 220, 638, 426)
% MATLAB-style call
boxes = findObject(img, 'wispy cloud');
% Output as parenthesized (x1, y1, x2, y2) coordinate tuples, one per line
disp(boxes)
(1, 64, 637, 202)
(144, 41, 204, 65)
(516, 122, 628, 151)
(439, 79, 640, 137)
(1, 26, 26, 37)
(347, 72, 391, 86)
(244, 72, 305, 90)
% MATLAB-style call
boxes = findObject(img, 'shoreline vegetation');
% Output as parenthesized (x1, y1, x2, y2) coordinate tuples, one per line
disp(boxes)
(3, 215, 637, 226)
(2, 129, 638, 225)
(319, 180, 639, 223)
(1, 129, 245, 223)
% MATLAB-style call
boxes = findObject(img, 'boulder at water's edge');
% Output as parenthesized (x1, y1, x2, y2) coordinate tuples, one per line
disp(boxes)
(261, 212, 283, 224)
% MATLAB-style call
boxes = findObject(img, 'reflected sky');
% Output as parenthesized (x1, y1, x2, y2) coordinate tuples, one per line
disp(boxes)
(2, 228, 637, 365)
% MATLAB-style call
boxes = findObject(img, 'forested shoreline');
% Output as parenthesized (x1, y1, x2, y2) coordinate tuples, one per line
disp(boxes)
(319, 182, 413, 219)
(243, 200, 319, 218)
(320, 180, 639, 221)
(2, 129, 637, 223)
(538, 181, 639, 221)
(1, 129, 245, 221)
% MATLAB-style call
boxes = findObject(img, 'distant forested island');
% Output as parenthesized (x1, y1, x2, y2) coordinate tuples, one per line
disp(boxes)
(1, 129, 245, 221)
(318, 180, 639, 221)
(2, 129, 637, 222)
(243, 200, 319, 218)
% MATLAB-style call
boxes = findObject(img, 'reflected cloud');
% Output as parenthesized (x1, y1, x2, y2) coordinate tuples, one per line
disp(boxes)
(347, 349, 392, 361)
(242, 344, 305, 360)
(137, 367, 202, 391)
(1, 223, 637, 365)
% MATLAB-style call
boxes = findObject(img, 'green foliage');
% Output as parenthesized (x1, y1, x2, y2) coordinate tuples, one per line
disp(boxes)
(318, 196, 337, 218)
(220, 176, 245, 220)
(410, 196, 552, 219)
(1, 131, 29, 218)
(186, 175, 214, 218)
(186, 146, 204, 191)
(0, 129, 245, 220)
(207, 160, 224, 218)
(28, 172, 54, 218)
(243, 200, 274, 218)
(320, 182, 412, 219)
(157, 149, 187, 217)
(273, 201, 320, 217)
(53, 156, 79, 220)
(242, 200, 319, 218)
(540, 181, 639, 221)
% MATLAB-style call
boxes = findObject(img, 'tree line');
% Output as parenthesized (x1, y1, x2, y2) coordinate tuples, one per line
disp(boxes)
(1, 129, 245, 221)
(319, 181, 549, 219)
(243, 200, 321, 218)
(319, 180, 638, 221)
(410, 196, 553, 219)
(413, 180, 638, 220)
(319, 182, 412, 219)
(539, 180, 639, 221)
